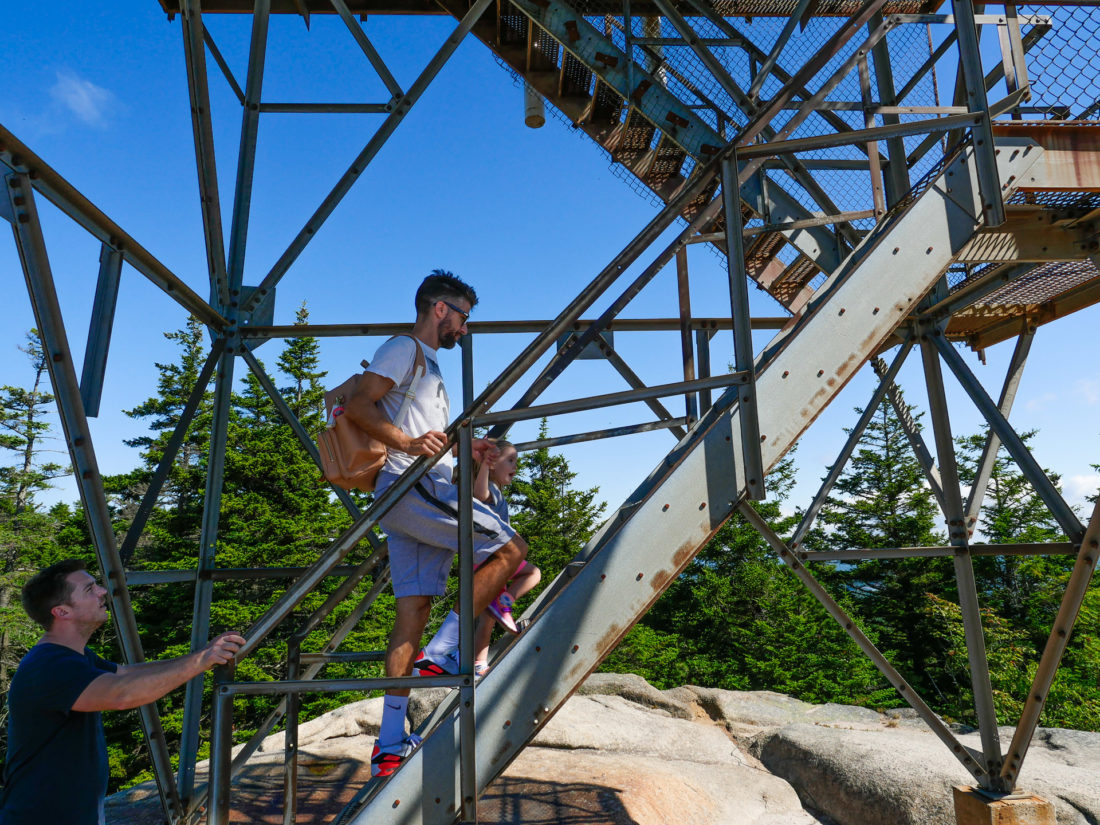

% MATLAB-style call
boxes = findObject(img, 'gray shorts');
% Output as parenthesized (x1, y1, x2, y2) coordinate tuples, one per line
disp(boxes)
(377, 470, 518, 599)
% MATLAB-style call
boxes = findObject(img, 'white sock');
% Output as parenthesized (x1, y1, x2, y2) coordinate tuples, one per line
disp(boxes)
(423, 610, 460, 660)
(379, 694, 409, 746)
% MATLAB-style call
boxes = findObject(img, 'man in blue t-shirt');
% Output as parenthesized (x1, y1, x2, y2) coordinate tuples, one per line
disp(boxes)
(0, 560, 245, 825)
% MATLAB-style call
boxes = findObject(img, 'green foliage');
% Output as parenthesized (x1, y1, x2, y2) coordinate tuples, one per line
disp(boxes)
(508, 419, 606, 593)
(3, 325, 1099, 797)
(606, 451, 892, 707)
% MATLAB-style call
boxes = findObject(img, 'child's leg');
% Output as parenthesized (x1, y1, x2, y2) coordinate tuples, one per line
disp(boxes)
(506, 564, 541, 601)
(473, 613, 493, 671)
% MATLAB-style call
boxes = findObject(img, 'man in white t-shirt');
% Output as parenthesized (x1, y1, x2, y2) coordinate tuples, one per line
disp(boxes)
(345, 270, 528, 778)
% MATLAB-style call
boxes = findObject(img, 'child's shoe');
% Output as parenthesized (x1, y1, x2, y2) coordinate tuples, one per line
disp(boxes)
(487, 591, 519, 634)
(473, 660, 490, 679)
(371, 733, 423, 777)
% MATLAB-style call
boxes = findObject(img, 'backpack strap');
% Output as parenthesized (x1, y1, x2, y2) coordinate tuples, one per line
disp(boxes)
(391, 334, 427, 430)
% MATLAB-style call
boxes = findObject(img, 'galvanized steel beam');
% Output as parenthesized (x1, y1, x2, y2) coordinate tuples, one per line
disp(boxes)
(241, 0, 496, 316)
(79, 243, 123, 418)
(6, 173, 183, 823)
(932, 331, 1085, 543)
(964, 322, 1034, 534)
(919, 332, 1004, 787)
(181, 0, 231, 310)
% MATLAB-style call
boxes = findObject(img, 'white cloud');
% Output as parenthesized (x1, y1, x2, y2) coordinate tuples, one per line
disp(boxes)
(49, 69, 115, 128)
(1074, 377, 1100, 406)
(1025, 391, 1057, 412)
(1066, 473, 1100, 512)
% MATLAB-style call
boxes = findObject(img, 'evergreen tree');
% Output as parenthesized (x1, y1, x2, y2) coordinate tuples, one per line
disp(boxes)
(507, 419, 606, 591)
(0, 331, 70, 682)
(606, 452, 892, 705)
(808, 397, 959, 712)
(955, 430, 1099, 729)
(0, 332, 75, 772)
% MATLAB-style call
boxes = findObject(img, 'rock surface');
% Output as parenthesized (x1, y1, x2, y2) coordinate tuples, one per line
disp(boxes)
(106, 676, 1100, 825)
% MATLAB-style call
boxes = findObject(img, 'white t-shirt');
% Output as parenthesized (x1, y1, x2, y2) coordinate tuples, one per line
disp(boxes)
(366, 335, 451, 482)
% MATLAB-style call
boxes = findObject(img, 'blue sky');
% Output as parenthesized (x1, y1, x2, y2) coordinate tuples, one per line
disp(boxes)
(2, 3, 1098, 532)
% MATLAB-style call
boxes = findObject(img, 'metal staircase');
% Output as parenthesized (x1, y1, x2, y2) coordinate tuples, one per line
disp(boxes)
(6, 2, 1100, 824)
(336, 130, 1046, 824)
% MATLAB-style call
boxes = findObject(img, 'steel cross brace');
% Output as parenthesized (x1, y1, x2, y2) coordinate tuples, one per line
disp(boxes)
(240, 0, 497, 317)
(964, 321, 1034, 534)
(345, 138, 1044, 825)
(5, 173, 184, 822)
(919, 329, 1004, 787)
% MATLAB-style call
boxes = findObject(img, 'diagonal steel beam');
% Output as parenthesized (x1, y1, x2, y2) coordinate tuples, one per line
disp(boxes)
(241, 0, 495, 316)
(118, 340, 224, 565)
(177, 343, 236, 810)
(872, 354, 947, 511)
(6, 173, 183, 823)
(649, 0, 857, 245)
(738, 19, 895, 189)
(225, 0, 271, 293)
(203, 27, 245, 105)
(746, 0, 815, 101)
(679, 0, 877, 152)
(0, 125, 227, 330)
(735, 0, 891, 148)
(1002, 496, 1100, 788)
(181, 0, 230, 310)
(502, 0, 843, 271)
(790, 338, 914, 550)
(590, 335, 687, 440)
(964, 321, 1034, 534)
(239, 347, 363, 519)
(932, 331, 1085, 543)
(330, 0, 404, 98)
(741, 503, 989, 783)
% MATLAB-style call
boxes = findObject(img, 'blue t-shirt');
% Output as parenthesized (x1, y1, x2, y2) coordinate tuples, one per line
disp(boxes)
(0, 643, 117, 825)
(487, 484, 511, 524)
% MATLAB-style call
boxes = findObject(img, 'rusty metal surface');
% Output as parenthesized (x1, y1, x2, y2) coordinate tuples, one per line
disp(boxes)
(962, 259, 1099, 307)
(995, 122, 1100, 192)
(946, 260, 1100, 348)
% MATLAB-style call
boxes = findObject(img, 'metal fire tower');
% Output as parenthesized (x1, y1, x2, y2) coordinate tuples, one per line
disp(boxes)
(3, 0, 1100, 823)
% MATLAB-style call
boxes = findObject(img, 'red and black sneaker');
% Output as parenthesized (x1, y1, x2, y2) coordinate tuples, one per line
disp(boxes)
(371, 733, 423, 778)
(413, 648, 457, 677)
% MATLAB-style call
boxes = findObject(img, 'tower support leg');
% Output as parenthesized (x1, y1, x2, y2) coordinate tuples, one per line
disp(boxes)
(953, 787, 1054, 825)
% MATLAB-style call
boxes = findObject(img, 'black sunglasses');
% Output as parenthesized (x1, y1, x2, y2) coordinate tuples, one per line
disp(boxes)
(439, 300, 470, 324)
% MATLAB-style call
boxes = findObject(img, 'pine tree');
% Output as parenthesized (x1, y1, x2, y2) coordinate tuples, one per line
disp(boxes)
(808, 397, 959, 712)
(0, 332, 75, 772)
(507, 419, 606, 591)
(0, 331, 70, 682)
(607, 451, 892, 705)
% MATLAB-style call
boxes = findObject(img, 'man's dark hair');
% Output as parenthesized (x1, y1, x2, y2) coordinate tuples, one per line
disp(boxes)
(414, 269, 478, 318)
(22, 559, 88, 630)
